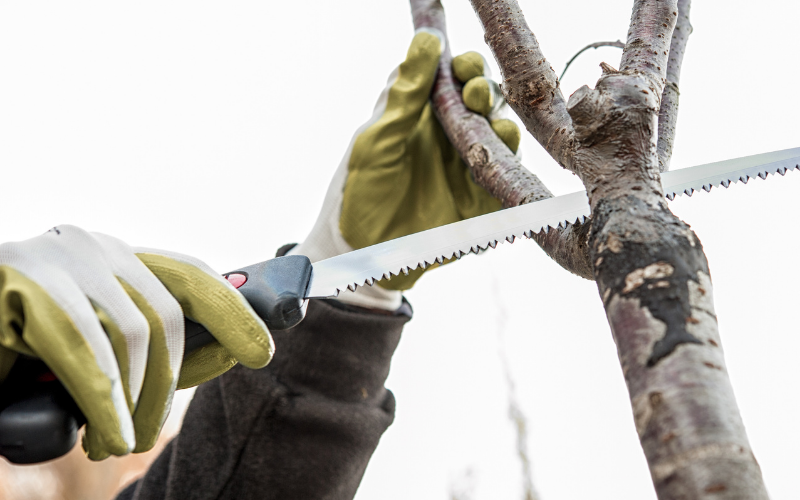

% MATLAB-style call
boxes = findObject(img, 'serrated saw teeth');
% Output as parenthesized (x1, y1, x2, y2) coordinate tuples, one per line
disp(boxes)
(306, 148, 799, 299)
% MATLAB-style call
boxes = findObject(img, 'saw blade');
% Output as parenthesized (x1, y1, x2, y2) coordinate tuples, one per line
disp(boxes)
(306, 147, 799, 298)
(662, 147, 800, 200)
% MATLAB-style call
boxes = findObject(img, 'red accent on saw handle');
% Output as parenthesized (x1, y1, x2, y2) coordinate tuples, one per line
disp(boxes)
(0, 255, 312, 464)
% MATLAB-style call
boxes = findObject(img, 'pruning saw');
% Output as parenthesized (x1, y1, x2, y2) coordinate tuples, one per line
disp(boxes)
(1, 146, 798, 464)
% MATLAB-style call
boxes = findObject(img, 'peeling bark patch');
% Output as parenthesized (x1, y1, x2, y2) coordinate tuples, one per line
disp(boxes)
(606, 233, 623, 253)
(681, 228, 696, 247)
(590, 196, 705, 366)
(622, 262, 674, 293)
(647, 280, 670, 289)
(597, 231, 624, 255)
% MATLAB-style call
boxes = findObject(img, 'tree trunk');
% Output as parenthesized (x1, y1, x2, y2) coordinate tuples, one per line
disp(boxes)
(466, 0, 769, 497)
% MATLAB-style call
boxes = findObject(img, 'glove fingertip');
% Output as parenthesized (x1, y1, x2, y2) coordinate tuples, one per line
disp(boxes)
(462, 77, 493, 116)
(491, 118, 522, 153)
(82, 417, 134, 461)
(177, 342, 238, 389)
(406, 30, 444, 74)
(414, 27, 446, 54)
(229, 323, 275, 369)
(452, 51, 485, 82)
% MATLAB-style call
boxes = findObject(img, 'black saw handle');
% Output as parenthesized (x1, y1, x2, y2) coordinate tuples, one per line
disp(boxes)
(0, 255, 312, 464)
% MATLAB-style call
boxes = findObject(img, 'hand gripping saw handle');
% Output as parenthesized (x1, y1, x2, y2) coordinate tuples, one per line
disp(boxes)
(0, 255, 312, 464)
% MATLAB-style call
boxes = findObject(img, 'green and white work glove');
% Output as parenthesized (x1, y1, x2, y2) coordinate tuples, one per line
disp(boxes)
(291, 29, 520, 309)
(0, 225, 274, 460)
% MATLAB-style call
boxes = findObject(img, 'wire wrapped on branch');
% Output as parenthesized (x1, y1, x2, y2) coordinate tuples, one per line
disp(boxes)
(559, 40, 624, 80)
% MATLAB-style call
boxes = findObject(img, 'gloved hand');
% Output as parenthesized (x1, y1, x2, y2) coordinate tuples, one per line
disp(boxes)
(292, 30, 520, 309)
(0, 225, 274, 460)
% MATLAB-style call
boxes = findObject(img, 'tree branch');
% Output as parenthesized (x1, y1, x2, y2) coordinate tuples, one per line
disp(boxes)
(657, 0, 692, 172)
(529, 221, 593, 279)
(469, 0, 577, 174)
(410, 0, 593, 279)
(473, 0, 769, 497)
(411, 0, 551, 207)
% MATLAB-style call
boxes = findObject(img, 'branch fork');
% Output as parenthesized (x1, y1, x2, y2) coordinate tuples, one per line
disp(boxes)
(413, 0, 770, 497)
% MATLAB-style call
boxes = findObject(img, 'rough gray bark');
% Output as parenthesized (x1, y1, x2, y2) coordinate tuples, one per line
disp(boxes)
(470, 0, 769, 498)
(410, 0, 594, 280)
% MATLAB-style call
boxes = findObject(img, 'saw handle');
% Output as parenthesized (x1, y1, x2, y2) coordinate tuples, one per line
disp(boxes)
(0, 255, 312, 464)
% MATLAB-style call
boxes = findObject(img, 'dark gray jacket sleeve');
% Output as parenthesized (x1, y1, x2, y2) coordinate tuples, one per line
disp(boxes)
(116, 298, 410, 500)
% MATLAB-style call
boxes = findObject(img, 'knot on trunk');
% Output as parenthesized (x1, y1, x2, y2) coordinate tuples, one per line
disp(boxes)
(566, 74, 664, 206)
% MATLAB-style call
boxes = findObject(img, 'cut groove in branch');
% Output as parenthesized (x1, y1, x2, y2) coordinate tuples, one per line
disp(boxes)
(559, 40, 625, 80)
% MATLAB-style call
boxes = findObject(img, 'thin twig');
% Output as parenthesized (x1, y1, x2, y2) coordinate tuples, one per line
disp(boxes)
(559, 40, 624, 80)
(492, 276, 540, 500)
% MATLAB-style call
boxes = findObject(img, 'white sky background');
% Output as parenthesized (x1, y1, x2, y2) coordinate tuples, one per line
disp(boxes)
(0, 1, 797, 499)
